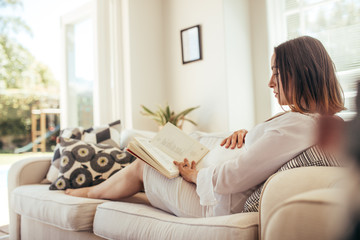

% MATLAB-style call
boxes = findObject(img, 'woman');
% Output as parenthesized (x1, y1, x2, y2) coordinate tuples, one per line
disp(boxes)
(66, 36, 345, 217)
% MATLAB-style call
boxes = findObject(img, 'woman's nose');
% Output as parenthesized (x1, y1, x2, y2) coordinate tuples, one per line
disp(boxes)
(268, 76, 276, 88)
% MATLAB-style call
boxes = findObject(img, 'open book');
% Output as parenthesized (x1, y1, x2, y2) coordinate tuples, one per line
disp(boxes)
(126, 122, 209, 179)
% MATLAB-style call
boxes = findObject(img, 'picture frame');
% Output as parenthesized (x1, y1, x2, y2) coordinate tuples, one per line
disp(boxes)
(180, 25, 202, 64)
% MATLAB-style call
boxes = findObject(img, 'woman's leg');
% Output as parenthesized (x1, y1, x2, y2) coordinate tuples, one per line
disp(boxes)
(65, 159, 145, 200)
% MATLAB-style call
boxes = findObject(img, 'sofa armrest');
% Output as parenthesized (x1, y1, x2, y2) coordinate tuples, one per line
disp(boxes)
(263, 188, 347, 240)
(7, 156, 51, 240)
(259, 166, 346, 239)
(8, 156, 51, 195)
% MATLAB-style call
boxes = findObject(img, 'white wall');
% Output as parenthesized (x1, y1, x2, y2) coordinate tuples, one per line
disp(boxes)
(162, 0, 228, 133)
(123, 0, 273, 132)
(249, 0, 272, 124)
(162, 0, 267, 132)
(126, 0, 166, 130)
(224, 0, 255, 131)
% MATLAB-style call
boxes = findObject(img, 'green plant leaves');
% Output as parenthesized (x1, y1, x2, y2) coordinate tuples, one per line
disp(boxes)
(140, 104, 199, 128)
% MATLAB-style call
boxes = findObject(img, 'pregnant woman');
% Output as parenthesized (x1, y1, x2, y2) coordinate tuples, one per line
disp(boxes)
(66, 36, 345, 217)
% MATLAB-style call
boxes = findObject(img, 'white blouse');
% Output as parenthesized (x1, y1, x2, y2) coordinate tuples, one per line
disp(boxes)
(196, 112, 319, 216)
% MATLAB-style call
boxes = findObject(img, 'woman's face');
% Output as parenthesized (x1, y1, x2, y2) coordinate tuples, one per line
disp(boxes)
(268, 53, 288, 105)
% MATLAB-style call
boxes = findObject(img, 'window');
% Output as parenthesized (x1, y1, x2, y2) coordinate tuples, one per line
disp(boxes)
(60, 0, 127, 129)
(269, 0, 360, 119)
(66, 18, 94, 128)
(61, 4, 94, 128)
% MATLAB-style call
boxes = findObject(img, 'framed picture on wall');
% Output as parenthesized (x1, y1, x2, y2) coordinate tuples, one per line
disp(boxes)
(180, 25, 202, 64)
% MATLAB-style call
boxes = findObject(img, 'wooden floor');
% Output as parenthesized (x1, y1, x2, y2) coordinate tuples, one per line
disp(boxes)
(0, 225, 9, 240)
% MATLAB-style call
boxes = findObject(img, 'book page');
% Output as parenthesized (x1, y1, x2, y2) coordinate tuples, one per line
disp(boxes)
(134, 137, 179, 176)
(150, 123, 209, 163)
(127, 141, 178, 179)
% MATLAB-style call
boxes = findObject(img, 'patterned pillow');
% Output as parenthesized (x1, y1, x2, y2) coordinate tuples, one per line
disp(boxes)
(242, 145, 341, 213)
(49, 137, 136, 190)
(44, 120, 122, 183)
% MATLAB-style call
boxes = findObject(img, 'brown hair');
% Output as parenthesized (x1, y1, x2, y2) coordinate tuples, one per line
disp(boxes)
(274, 36, 345, 115)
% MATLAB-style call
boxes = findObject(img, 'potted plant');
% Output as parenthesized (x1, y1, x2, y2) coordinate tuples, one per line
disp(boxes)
(140, 104, 199, 129)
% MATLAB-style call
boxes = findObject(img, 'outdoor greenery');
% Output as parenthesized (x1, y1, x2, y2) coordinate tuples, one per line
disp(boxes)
(0, 94, 58, 135)
(0, 0, 60, 152)
(0, 0, 57, 89)
(140, 104, 199, 129)
(0, 92, 59, 152)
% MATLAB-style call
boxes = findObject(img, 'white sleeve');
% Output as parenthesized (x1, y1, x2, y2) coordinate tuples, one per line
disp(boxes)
(196, 115, 316, 205)
(196, 165, 218, 206)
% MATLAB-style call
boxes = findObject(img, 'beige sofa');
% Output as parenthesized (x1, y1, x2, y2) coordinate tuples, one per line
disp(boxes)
(8, 130, 348, 240)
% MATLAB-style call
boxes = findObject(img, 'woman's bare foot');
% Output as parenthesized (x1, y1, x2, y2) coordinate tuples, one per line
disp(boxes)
(65, 187, 91, 198)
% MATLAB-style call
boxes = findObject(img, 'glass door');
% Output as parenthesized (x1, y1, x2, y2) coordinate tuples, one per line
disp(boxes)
(61, 2, 94, 128)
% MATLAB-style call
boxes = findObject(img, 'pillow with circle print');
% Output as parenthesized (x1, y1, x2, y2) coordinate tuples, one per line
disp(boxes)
(45, 119, 122, 184)
(49, 137, 135, 190)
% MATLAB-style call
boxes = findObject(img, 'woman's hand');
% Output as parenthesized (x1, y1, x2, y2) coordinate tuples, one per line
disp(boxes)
(220, 129, 248, 149)
(174, 158, 198, 184)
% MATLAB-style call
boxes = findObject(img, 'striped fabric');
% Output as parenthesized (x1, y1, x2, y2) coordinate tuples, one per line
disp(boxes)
(242, 145, 341, 212)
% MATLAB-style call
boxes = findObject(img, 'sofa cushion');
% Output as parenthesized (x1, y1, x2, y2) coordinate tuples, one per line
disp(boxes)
(49, 137, 135, 190)
(93, 201, 258, 240)
(12, 184, 108, 231)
